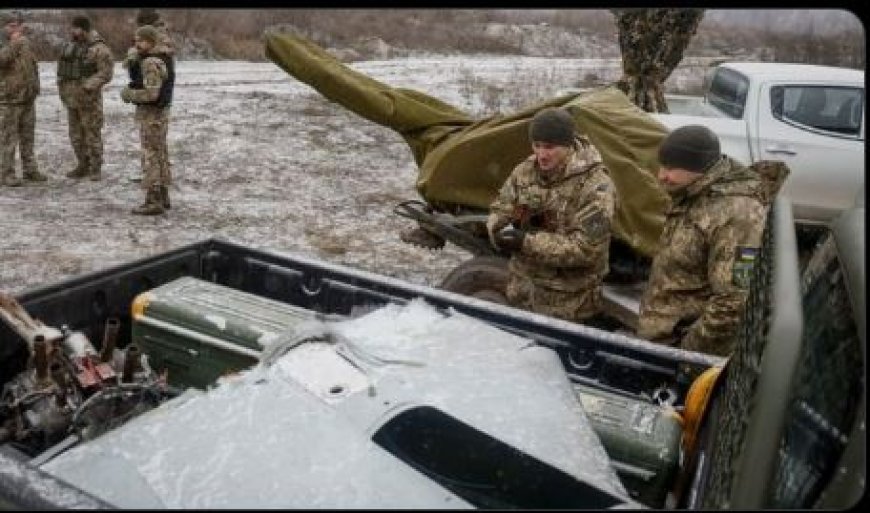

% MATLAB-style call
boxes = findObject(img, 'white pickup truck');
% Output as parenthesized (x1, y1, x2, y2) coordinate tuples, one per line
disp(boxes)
(652, 62, 865, 225)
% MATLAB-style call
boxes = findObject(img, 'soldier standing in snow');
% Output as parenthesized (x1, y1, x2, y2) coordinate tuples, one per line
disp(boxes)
(123, 9, 174, 184)
(487, 108, 617, 327)
(0, 11, 45, 186)
(57, 15, 114, 180)
(120, 25, 175, 215)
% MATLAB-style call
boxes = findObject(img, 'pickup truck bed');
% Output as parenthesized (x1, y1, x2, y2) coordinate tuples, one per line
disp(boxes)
(1, 238, 720, 402)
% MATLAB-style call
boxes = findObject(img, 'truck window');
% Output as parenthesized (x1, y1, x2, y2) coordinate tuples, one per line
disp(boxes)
(706, 67, 749, 119)
(771, 86, 864, 137)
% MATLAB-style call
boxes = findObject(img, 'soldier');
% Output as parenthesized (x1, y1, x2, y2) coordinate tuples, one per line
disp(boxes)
(57, 15, 114, 180)
(636, 125, 768, 356)
(486, 108, 616, 327)
(0, 11, 45, 187)
(120, 25, 175, 215)
(123, 9, 174, 184)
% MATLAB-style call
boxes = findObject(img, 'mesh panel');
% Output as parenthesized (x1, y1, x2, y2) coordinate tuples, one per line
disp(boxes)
(700, 200, 776, 508)
(699, 205, 863, 507)
(769, 234, 863, 507)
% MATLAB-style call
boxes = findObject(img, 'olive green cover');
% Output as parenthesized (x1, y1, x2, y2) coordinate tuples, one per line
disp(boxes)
(265, 33, 670, 256)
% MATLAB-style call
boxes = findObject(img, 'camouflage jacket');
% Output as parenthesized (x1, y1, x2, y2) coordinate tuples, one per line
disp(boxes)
(57, 31, 114, 107)
(0, 35, 39, 104)
(489, 136, 615, 292)
(124, 54, 169, 118)
(637, 155, 768, 356)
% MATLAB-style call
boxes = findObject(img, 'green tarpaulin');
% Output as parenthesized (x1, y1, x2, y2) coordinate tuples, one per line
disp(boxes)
(265, 33, 671, 257)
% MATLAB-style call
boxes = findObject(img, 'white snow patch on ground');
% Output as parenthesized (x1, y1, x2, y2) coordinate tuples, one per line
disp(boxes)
(1, 55, 625, 295)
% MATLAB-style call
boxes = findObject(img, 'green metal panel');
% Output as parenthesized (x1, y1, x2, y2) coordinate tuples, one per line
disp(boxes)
(575, 384, 682, 507)
(132, 277, 317, 389)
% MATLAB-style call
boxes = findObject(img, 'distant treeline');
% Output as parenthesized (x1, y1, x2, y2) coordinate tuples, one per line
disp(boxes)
(24, 8, 865, 69)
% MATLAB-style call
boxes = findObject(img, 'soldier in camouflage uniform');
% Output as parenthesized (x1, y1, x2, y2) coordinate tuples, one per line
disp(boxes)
(487, 108, 616, 325)
(57, 15, 114, 180)
(123, 9, 174, 184)
(0, 11, 45, 187)
(637, 125, 768, 356)
(120, 25, 175, 216)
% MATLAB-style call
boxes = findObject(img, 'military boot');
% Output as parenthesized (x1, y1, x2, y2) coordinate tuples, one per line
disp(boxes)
(1, 174, 23, 187)
(66, 164, 89, 179)
(131, 186, 165, 216)
(160, 185, 171, 209)
(23, 168, 48, 182)
(88, 167, 102, 182)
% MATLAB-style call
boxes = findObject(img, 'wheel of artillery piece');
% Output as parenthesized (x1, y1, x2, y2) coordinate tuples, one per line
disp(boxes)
(440, 256, 510, 305)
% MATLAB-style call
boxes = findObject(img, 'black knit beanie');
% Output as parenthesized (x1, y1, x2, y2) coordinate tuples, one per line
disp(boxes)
(71, 15, 91, 32)
(136, 9, 159, 27)
(658, 125, 721, 173)
(529, 108, 575, 147)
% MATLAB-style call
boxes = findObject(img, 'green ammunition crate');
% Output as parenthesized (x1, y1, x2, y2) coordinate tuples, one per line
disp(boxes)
(574, 384, 682, 508)
(131, 277, 318, 389)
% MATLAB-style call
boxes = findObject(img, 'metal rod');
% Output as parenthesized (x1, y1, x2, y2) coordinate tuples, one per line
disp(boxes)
(33, 335, 49, 383)
(122, 344, 141, 383)
(100, 317, 121, 363)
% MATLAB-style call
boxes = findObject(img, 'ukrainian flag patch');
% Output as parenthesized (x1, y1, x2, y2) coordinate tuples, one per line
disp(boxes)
(732, 246, 759, 288)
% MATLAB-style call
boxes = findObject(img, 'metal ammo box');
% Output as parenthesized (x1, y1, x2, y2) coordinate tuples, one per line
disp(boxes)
(131, 277, 318, 389)
(574, 384, 682, 507)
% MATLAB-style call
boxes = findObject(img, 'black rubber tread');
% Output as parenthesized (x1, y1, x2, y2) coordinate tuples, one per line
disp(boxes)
(440, 256, 510, 305)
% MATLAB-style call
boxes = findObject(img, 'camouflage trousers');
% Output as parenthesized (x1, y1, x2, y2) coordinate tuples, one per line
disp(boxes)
(135, 106, 171, 190)
(66, 100, 104, 173)
(0, 101, 37, 178)
(506, 274, 602, 324)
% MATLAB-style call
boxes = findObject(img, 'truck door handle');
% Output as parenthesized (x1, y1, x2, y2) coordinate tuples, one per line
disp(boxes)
(765, 146, 797, 156)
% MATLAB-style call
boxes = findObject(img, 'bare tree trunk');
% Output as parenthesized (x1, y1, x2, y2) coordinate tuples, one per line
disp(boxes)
(611, 8, 705, 113)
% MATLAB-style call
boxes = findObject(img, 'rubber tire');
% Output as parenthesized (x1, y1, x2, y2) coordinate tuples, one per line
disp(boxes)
(440, 256, 510, 305)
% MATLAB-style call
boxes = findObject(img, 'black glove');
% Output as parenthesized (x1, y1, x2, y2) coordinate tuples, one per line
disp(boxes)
(494, 227, 526, 252)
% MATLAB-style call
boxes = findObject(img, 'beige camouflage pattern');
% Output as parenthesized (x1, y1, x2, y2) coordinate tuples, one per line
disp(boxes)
(125, 56, 171, 190)
(488, 137, 615, 322)
(0, 34, 39, 103)
(57, 31, 114, 174)
(0, 34, 39, 180)
(611, 9, 704, 113)
(637, 156, 769, 356)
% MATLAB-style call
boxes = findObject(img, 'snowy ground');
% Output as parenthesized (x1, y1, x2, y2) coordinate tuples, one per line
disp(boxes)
(1, 54, 656, 295)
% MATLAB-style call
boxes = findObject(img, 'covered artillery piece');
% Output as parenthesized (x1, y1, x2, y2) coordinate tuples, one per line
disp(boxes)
(264, 33, 672, 316)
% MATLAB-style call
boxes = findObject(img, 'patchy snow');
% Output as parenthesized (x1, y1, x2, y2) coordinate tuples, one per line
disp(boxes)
(1, 54, 645, 295)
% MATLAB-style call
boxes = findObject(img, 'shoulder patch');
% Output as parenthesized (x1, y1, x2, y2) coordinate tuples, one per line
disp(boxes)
(581, 209, 609, 242)
(732, 246, 758, 288)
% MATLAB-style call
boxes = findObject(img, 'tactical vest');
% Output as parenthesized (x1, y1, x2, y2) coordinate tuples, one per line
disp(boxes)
(57, 41, 97, 81)
(128, 53, 175, 108)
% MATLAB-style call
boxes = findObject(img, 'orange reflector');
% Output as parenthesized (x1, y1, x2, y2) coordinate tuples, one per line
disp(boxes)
(131, 292, 153, 321)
